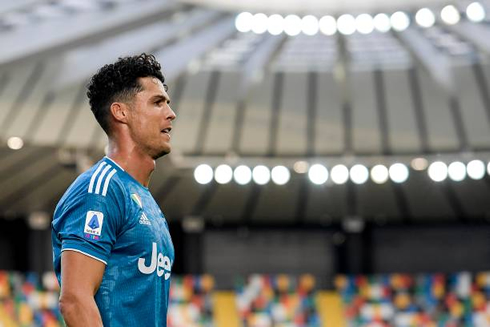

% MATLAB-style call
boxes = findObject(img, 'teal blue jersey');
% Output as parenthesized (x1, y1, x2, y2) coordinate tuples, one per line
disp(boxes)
(52, 157, 174, 326)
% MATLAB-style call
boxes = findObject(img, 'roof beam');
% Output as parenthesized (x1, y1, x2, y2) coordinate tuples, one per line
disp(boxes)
(448, 21, 490, 54)
(396, 28, 454, 92)
(237, 34, 285, 99)
(50, 9, 222, 90)
(154, 17, 236, 81)
(0, 0, 180, 68)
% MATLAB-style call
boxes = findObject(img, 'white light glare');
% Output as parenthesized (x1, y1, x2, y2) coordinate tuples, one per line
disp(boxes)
(294, 161, 309, 174)
(411, 157, 429, 171)
(234, 165, 252, 185)
(319, 15, 337, 35)
(467, 160, 485, 180)
(301, 15, 319, 35)
(7, 136, 24, 150)
(308, 164, 329, 185)
(235, 12, 253, 33)
(214, 164, 233, 184)
(467, 2, 485, 22)
(371, 165, 389, 184)
(252, 13, 268, 34)
(487, 162, 490, 176)
(448, 161, 466, 182)
(356, 14, 374, 34)
(374, 13, 391, 33)
(337, 14, 356, 35)
(350, 164, 369, 185)
(391, 11, 410, 32)
(252, 165, 271, 185)
(441, 5, 461, 25)
(194, 164, 213, 185)
(389, 163, 409, 183)
(416, 8, 436, 28)
(268, 14, 284, 35)
(271, 166, 290, 185)
(330, 165, 349, 185)
(284, 14, 302, 36)
(428, 161, 448, 182)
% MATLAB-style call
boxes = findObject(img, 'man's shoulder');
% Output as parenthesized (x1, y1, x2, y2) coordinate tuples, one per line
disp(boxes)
(63, 159, 128, 203)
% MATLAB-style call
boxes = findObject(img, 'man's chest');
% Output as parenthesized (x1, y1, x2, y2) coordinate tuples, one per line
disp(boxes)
(115, 192, 174, 263)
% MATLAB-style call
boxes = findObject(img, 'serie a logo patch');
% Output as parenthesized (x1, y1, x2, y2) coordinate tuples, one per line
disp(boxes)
(84, 211, 104, 240)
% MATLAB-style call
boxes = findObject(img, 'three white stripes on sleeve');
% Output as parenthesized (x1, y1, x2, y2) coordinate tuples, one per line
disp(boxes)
(88, 162, 117, 196)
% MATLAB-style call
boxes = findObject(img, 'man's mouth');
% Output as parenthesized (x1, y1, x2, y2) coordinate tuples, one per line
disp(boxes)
(161, 127, 172, 139)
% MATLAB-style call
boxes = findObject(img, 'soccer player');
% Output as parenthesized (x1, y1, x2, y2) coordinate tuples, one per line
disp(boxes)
(51, 53, 176, 326)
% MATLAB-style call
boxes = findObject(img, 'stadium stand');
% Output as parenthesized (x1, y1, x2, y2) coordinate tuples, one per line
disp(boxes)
(235, 274, 321, 327)
(168, 275, 215, 327)
(336, 272, 490, 327)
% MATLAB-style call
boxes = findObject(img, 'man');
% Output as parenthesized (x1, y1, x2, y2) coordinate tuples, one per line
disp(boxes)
(51, 53, 176, 326)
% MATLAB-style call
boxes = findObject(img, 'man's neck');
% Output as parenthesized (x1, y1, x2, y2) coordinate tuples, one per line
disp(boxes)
(106, 142, 155, 187)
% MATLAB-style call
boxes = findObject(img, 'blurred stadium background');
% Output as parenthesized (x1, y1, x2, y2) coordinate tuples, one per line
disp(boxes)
(2, 0, 490, 326)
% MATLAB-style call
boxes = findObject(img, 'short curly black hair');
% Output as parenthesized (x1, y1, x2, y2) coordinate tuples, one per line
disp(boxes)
(87, 53, 166, 135)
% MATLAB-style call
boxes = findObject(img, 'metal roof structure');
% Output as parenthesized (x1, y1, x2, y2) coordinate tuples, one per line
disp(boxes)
(2, 0, 490, 225)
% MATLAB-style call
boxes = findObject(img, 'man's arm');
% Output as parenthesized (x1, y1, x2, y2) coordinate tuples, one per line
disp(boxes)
(59, 251, 106, 327)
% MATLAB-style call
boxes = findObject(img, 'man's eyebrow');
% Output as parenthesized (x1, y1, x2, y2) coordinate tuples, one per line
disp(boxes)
(151, 94, 171, 103)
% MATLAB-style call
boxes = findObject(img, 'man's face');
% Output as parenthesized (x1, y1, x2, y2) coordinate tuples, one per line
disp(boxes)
(127, 77, 176, 159)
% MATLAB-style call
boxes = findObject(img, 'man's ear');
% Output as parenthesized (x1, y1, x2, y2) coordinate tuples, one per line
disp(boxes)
(110, 102, 129, 124)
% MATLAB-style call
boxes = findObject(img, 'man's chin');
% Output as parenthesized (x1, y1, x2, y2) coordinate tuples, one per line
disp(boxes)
(152, 147, 171, 160)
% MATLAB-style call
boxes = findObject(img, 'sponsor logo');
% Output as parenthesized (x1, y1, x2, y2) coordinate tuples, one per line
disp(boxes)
(139, 212, 151, 226)
(137, 242, 171, 280)
(84, 211, 104, 238)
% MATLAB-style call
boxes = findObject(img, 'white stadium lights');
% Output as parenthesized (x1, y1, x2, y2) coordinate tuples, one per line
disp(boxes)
(236, 4, 475, 36)
(319, 15, 337, 35)
(337, 14, 356, 35)
(252, 165, 271, 185)
(330, 165, 349, 185)
(448, 161, 466, 182)
(487, 162, 490, 176)
(391, 11, 410, 31)
(214, 164, 233, 184)
(411, 157, 429, 171)
(271, 166, 290, 185)
(350, 164, 369, 185)
(308, 164, 329, 185)
(428, 161, 448, 182)
(194, 164, 213, 185)
(301, 15, 320, 36)
(234, 165, 252, 185)
(294, 161, 309, 174)
(389, 163, 409, 183)
(267, 14, 284, 35)
(416, 8, 436, 28)
(284, 14, 302, 36)
(467, 2, 485, 22)
(370, 165, 389, 184)
(467, 160, 485, 180)
(235, 12, 253, 33)
(441, 5, 460, 25)
(251, 13, 268, 34)
(374, 13, 391, 33)
(7, 136, 24, 150)
(356, 14, 374, 34)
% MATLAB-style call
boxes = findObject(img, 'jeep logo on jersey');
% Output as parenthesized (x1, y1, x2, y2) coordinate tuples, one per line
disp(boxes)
(138, 242, 171, 279)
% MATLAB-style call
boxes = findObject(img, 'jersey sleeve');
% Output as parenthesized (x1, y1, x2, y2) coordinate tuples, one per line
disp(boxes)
(53, 178, 127, 265)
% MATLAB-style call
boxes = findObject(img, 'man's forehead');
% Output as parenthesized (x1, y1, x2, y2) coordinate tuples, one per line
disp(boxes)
(139, 77, 168, 96)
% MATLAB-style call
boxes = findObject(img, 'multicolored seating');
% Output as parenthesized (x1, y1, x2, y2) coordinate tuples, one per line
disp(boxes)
(235, 274, 321, 327)
(336, 272, 490, 327)
(0, 270, 63, 327)
(168, 275, 215, 327)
